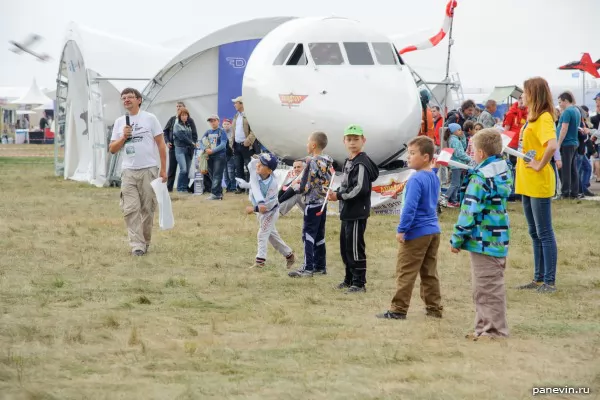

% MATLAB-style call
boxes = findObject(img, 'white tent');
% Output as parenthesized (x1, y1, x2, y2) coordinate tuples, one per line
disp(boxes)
(11, 79, 54, 105)
(141, 17, 296, 125)
(55, 22, 180, 187)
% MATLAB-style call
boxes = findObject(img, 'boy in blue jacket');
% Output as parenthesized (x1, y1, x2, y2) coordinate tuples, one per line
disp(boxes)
(200, 115, 229, 200)
(450, 129, 512, 341)
(443, 123, 472, 207)
(377, 136, 443, 320)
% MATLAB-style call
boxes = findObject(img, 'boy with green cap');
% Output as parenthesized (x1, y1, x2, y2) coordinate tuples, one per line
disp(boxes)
(327, 124, 379, 293)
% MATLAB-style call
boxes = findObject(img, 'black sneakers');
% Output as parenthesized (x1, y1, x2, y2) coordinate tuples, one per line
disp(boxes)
(345, 286, 366, 294)
(376, 311, 407, 320)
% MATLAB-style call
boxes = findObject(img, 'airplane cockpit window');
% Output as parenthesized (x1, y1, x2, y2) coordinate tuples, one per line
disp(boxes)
(372, 42, 398, 65)
(286, 43, 308, 65)
(273, 42, 296, 65)
(308, 43, 344, 65)
(343, 42, 374, 65)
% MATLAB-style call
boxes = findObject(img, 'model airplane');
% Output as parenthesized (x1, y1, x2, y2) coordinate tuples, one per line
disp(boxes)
(9, 33, 51, 62)
(558, 53, 600, 79)
(241, 16, 422, 169)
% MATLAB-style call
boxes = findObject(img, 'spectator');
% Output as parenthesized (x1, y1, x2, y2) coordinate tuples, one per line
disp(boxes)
(163, 102, 197, 192)
(478, 99, 497, 128)
(108, 88, 167, 256)
(419, 89, 435, 141)
(590, 93, 600, 129)
(222, 118, 237, 193)
(463, 120, 476, 158)
(556, 92, 581, 199)
(172, 107, 197, 193)
(231, 96, 257, 194)
(503, 96, 528, 201)
(515, 77, 559, 293)
(577, 106, 595, 196)
(200, 115, 228, 200)
(446, 99, 477, 128)
(431, 106, 443, 147)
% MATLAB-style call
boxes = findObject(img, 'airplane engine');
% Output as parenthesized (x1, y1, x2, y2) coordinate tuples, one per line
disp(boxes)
(242, 16, 422, 168)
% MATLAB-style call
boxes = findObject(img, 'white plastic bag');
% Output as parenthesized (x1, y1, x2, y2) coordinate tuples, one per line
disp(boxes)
(150, 178, 174, 230)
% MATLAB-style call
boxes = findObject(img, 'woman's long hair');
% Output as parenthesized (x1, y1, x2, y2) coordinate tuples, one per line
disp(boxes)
(177, 107, 190, 124)
(523, 77, 556, 123)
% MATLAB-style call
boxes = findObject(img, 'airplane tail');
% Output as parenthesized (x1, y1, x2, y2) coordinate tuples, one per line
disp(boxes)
(399, 0, 457, 55)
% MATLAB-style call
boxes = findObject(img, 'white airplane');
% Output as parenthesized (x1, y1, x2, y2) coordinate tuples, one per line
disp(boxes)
(9, 33, 51, 62)
(242, 16, 422, 169)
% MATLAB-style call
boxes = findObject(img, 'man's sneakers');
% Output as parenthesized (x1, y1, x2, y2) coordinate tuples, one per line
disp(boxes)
(376, 311, 407, 320)
(206, 194, 223, 200)
(288, 268, 314, 277)
(516, 281, 556, 293)
(249, 261, 265, 269)
(536, 283, 557, 293)
(132, 249, 145, 256)
(335, 282, 351, 290)
(516, 281, 543, 290)
(583, 189, 596, 197)
(345, 286, 366, 294)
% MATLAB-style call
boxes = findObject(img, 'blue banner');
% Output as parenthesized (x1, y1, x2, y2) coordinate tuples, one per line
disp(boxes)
(217, 39, 261, 122)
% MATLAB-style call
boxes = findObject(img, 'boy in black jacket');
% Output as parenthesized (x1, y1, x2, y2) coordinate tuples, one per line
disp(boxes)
(327, 124, 379, 293)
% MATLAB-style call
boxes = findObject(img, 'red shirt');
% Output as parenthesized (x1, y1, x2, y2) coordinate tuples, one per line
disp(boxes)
(503, 102, 528, 149)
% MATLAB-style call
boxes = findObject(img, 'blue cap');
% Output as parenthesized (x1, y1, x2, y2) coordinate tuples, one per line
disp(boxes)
(259, 152, 278, 171)
(420, 89, 430, 103)
(448, 123, 462, 133)
(594, 92, 600, 100)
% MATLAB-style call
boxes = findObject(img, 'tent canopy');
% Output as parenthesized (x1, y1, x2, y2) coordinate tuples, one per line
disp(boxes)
(487, 85, 523, 103)
(63, 22, 181, 92)
(11, 78, 54, 105)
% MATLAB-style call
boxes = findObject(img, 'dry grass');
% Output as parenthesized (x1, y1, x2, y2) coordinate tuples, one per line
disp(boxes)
(0, 154, 599, 400)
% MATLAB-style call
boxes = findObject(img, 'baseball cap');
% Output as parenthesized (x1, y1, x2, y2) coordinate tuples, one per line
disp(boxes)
(344, 124, 364, 136)
(231, 96, 243, 103)
(258, 152, 278, 171)
(448, 123, 461, 133)
(594, 92, 600, 100)
(222, 118, 232, 124)
(206, 114, 219, 121)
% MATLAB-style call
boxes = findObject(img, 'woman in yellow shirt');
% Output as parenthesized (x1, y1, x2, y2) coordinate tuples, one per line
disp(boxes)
(515, 77, 559, 293)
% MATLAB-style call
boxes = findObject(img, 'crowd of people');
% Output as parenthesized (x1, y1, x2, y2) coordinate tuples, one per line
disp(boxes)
(419, 89, 600, 207)
(108, 79, 596, 341)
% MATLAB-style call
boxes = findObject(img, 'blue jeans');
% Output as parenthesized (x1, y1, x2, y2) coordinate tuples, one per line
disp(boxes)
(446, 168, 462, 203)
(208, 153, 227, 197)
(224, 155, 237, 192)
(522, 196, 557, 285)
(577, 154, 591, 193)
(175, 146, 192, 192)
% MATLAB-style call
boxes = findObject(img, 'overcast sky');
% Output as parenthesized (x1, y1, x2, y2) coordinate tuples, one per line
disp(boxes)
(1, 0, 599, 91)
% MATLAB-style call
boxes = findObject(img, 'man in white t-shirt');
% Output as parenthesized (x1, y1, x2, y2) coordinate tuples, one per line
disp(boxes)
(109, 88, 167, 256)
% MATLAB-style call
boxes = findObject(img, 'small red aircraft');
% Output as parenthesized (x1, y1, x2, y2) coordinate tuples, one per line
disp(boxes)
(558, 53, 600, 79)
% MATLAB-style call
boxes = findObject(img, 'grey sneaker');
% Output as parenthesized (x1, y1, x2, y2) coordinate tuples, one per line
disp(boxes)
(517, 281, 542, 290)
(336, 282, 351, 290)
(345, 286, 366, 294)
(537, 283, 557, 293)
(288, 269, 313, 278)
(132, 249, 145, 256)
(206, 194, 222, 200)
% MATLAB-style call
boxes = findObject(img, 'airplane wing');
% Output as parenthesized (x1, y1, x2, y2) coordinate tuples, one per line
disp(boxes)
(8, 41, 23, 53)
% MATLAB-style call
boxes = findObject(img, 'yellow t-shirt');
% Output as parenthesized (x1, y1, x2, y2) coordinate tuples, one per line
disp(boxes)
(515, 111, 556, 198)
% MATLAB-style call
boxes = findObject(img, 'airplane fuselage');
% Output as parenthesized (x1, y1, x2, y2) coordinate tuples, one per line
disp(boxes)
(242, 17, 421, 168)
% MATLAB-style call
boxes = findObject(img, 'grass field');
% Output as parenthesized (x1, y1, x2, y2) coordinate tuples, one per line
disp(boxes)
(0, 150, 599, 400)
